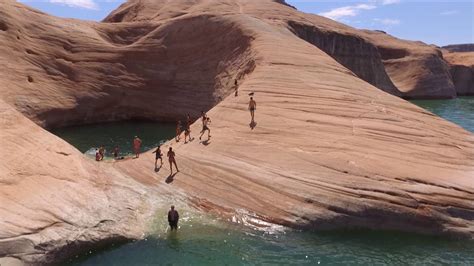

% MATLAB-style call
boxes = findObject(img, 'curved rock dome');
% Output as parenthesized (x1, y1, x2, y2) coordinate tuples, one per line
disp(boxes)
(0, 0, 473, 264)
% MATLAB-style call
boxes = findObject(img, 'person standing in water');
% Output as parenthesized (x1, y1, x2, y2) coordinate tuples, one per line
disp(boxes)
(184, 114, 192, 143)
(98, 146, 105, 161)
(175, 120, 182, 142)
(152, 145, 163, 169)
(167, 147, 179, 174)
(168, 205, 179, 231)
(249, 97, 257, 123)
(133, 136, 142, 158)
(95, 149, 101, 162)
(112, 146, 119, 159)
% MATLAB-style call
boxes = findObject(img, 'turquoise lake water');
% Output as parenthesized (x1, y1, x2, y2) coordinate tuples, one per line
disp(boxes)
(411, 96, 474, 133)
(53, 98, 474, 265)
(52, 121, 175, 158)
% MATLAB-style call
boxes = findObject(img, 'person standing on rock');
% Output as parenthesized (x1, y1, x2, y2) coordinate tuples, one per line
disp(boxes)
(184, 114, 192, 143)
(175, 120, 182, 142)
(234, 79, 239, 97)
(168, 205, 179, 231)
(133, 136, 142, 158)
(152, 145, 163, 169)
(199, 116, 211, 141)
(249, 97, 257, 123)
(167, 147, 179, 174)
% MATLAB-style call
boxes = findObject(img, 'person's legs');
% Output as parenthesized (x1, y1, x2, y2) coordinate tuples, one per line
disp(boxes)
(170, 222, 178, 230)
(155, 159, 158, 169)
(173, 159, 179, 172)
(251, 110, 255, 121)
(169, 160, 173, 174)
(199, 129, 205, 140)
(207, 128, 211, 139)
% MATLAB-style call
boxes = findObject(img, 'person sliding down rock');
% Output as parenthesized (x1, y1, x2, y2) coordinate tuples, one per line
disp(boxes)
(168, 205, 179, 231)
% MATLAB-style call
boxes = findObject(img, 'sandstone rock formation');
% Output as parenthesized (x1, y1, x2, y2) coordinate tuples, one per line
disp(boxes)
(0, 99, 171, 264)
(361, 30, 456, 99)
(443, 44, 474, 53)
(443, 51, 474, 96)
(1, 0, 473, 264)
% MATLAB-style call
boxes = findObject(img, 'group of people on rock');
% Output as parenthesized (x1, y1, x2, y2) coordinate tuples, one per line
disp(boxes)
(175, 114, 194, 144)
(92, 93, 256, 231)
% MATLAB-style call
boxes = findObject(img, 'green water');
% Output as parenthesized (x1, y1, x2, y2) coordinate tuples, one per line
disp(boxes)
(411, 96, 474, 133)
(52, 121, 175, 158)
(53, 98, 474, 265)
(69, 219, 474, 265)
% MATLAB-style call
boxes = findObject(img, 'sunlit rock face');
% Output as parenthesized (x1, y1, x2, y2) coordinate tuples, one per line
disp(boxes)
(0, 0, 473, 264)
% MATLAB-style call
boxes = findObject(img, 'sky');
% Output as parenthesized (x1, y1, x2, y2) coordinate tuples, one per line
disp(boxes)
(17, 0, 474, 46)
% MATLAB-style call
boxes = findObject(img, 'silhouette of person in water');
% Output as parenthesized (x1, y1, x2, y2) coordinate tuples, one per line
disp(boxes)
(133, 136, 142, 158)
(167, 147, 179, 175)
(98, 146, 105, 161)
(152, 145, 163, 169)
(168, 205, 179, 231)
(112, 146, 119, 159)
(95, 149, 101, 162)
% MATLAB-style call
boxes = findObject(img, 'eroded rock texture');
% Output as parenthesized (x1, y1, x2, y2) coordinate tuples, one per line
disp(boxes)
(0, 0, 473, 264)
(444, 51, 474, 96)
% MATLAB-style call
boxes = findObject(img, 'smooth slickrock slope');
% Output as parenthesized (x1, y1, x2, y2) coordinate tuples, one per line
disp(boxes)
(1, 0, 473, 264)
(443, 51, 474, 95)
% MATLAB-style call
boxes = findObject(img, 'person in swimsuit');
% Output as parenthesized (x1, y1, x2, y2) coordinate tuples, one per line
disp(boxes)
(175, 120, 182, 142)
(167, 147, 179, 174)
(133, 136, 142, 158)
(152, 145, 163, 169)
(168, 205, 179, 231)
(184, 114, 192, 143)
(249, 97, 257, 123)
(112, 146, 119, 159)
(199, 116, 211, 141)
(95, 149, 101, 162)
(98, 146, 105, 161)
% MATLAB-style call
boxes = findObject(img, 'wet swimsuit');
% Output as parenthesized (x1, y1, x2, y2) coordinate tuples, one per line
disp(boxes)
(168, 151, 176, 162)
(155, 150, 162, 159)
